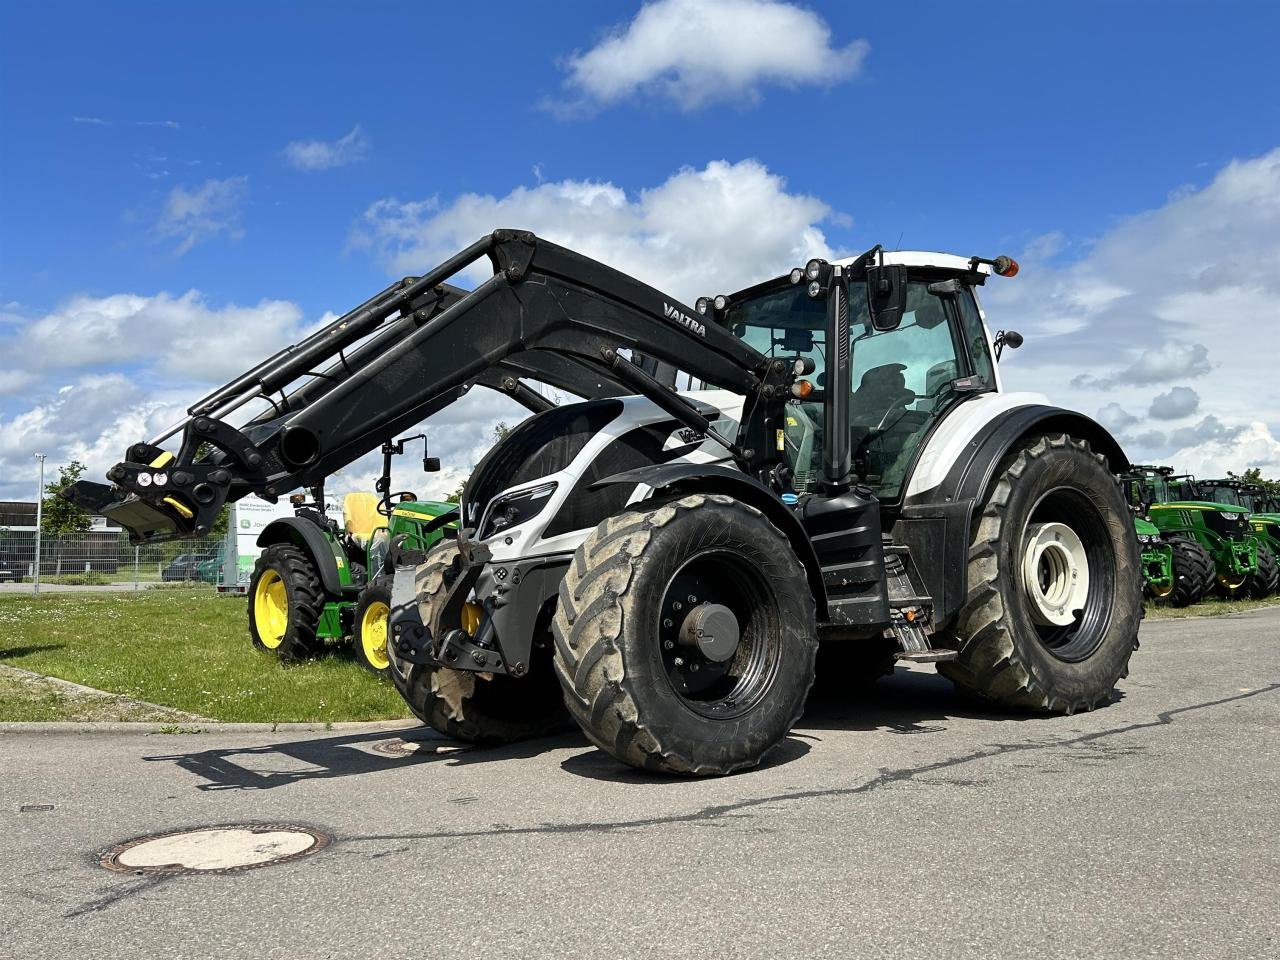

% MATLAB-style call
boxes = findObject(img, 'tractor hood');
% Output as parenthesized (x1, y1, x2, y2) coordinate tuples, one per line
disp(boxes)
(1150, 501, 1250, 514)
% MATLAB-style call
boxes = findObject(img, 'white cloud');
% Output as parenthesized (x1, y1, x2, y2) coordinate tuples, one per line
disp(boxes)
(282, 126, 370, 171)
(352, 159, 834, 302)
(1167, 422, 1280, 478)
(13, 291, 310, 383)
(155, 177, 248, 255)
(993, 147, 1280, 472)
(554, 0, 868, 113)
(1096, 402, 1138, 432)
(1148, 386, 1200, 421)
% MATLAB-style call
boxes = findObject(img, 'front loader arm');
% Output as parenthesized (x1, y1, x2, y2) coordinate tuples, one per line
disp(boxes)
(67, 230, 792, 543)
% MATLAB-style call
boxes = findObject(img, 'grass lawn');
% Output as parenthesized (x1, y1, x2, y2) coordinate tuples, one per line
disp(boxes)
(1144, 596, 1280, 620)
(0, 590, 413, 723)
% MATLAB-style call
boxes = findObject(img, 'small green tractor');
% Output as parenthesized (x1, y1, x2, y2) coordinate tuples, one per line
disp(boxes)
(1121, 465, 1257, 600)
(249, 434, 457, 673)
(1191, 479, 1280, 598)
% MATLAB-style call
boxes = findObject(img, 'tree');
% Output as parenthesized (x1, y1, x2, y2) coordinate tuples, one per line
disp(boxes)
(41, 460, 93, 534)
(446, 421, 513, 504)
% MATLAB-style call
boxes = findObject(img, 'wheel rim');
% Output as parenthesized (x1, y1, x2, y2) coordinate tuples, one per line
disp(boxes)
(360, 600, 390, 671)
(1150, 574, 1174, 598)
(1218, 572, 1247, 591)
(657, 550, 780, 720)
(254, 570, 288, 649)
(1019, 489, 1115, 662)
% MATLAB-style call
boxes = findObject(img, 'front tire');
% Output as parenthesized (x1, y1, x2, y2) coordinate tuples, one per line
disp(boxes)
(248, 543, 325, 664)
(353, 578, 392, 675)
(1245, 544, 1280, 599)
(389, 541, 568, 742)
(1156, 537, 1214, 608)
(938, 435, 1142, 713)
(553, 494, 818, 776)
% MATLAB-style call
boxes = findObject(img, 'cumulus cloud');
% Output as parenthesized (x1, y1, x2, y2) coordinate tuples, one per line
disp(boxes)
(553, 0, 868, 113)
(1096, 402, 1138, 432)
(282, 125, 370, 171)
(1167, 422, 1280, 478)
(1148, 386, 1200, 421)
(12, 291, 310, 383)
(993, 146, 1280, 473)
(155, 176, 248, 255)
(1073, 341, 1212, 390)
(352, 159, 834, 302)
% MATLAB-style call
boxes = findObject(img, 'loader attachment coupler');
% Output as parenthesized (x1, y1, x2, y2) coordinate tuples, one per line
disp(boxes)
(70, 229, 795, 543)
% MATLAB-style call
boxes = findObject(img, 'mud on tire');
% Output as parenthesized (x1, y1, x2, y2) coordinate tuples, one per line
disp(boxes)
(938, 434, 1143, 713)
(552, 494, 817, 776)
(389, 541, 567, 742)
(248, 542, 325, 664)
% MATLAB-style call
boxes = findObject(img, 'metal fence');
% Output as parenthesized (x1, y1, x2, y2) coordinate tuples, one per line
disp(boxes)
(0, 531, 225, 591)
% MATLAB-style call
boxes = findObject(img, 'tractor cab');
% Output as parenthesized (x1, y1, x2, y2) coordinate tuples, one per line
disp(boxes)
(712, 248, 1010, 509)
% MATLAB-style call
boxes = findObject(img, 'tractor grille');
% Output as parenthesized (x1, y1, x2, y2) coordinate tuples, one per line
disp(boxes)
(1203, 510, 1250, 541)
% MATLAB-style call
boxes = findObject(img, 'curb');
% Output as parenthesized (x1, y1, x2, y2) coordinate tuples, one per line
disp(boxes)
(0, 718, 428, 735)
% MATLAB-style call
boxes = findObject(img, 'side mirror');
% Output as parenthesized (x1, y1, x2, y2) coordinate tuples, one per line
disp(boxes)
(867, 265, 907, 331)
(423, 437, 440, 473)
(993, 329, 1024, 360)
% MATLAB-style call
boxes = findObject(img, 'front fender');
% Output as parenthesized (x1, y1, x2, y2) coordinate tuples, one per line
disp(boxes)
(592, 463, 828, 619)
(256, 517, 346, 597)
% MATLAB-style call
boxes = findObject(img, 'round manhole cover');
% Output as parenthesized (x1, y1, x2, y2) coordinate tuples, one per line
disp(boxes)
(370, 737, 470, 758)
(101, 824, 330, 875)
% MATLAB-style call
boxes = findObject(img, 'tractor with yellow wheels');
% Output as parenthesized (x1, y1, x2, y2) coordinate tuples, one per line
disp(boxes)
(248, 435, 456, 674)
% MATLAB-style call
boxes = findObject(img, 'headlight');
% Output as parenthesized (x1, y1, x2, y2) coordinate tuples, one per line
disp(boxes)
(807, 280, 822, 298)
(789, 267, 804, 285)
(479, 482, 558, 539)
(805, 258, 824, 281)
(713, 294, 727, 312)
(1220, 511, 1242, 522)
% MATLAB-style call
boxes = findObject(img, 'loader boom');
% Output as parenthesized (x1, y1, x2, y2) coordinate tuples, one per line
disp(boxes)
(67, 230, 794, 543)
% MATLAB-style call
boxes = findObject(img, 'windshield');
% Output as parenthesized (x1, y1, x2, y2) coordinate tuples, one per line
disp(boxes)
(725, 276, 982, 502)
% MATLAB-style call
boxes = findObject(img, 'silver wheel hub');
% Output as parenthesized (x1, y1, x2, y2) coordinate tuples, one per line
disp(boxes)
(1021, 521, 1090, 627)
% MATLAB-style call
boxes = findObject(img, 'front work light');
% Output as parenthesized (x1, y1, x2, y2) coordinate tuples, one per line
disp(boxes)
(807, 280, 822, 298)
(789, 267, 804, 285)
(713, 294, 727, 312)
(695, 297, 710, 315)
(805, 258, 826, 281)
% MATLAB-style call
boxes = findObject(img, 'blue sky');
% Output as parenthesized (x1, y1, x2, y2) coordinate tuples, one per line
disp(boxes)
(2, 0, 1279, 498)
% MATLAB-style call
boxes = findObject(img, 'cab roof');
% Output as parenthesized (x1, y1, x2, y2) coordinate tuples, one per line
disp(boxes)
(833, 250, 992, 275)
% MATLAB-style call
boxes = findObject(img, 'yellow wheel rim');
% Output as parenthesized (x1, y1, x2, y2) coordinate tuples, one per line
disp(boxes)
(461, 600, 483, 636)
(254, 570, 288, 649)
(360, 600, 391, 671)
(1218, 573, 1247, 591)
(1151, 579, 1174, 598)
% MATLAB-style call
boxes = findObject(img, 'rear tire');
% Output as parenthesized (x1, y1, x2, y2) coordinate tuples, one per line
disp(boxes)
(248, 543, 325, 664)
(1245, 544, 1280, 599)
(390, 541, 567, 742)
(553, 494, 817, 776)
(1157, 538, 1214, 608)
(353, 578, 392, 675)
(938, 435, 1142, 713)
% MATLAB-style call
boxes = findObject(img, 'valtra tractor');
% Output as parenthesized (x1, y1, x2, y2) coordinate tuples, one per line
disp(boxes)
(66, 230, 1142, 775)
(1122, 466, 1257, 600)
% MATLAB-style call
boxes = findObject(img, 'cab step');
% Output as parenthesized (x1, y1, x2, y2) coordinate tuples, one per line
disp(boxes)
(893, 649, 958, 663)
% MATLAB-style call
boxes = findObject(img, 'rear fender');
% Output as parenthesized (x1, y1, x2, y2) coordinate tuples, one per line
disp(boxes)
(898, 404, 1130, 626)
(256, 517, 348, 597)
(592, 463, 829, 620)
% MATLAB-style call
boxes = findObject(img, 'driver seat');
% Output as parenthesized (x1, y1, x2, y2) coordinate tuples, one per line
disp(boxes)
(342, 492, 384, 548)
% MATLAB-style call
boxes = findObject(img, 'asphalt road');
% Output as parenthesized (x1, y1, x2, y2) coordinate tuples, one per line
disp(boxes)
(3, 607, 1277, 960)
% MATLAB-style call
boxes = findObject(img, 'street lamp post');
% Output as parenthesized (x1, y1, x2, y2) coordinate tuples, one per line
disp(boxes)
(33, 453, 46, 595)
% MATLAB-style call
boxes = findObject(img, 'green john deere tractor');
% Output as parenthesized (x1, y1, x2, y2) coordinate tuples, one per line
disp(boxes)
(1134, 515, 1175, 601)
(1192, 479, 1280, 598)
(1121, 465, 1257, 600)
(249, 434, 457, 673)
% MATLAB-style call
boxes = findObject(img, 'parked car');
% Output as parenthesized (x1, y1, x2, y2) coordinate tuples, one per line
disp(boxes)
(162, 553, 212, 581)
(0, 552, 25, 583)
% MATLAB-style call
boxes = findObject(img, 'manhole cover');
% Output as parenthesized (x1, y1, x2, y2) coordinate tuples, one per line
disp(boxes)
(370, 737, 470, 758)
(101, 823, 330, 875)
